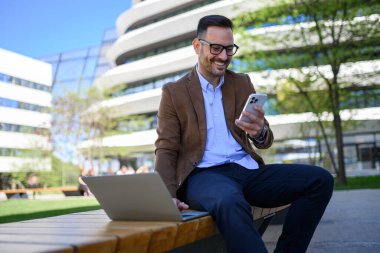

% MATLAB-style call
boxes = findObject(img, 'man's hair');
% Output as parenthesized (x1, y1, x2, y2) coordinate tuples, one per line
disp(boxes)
(196, 15, 233, 38)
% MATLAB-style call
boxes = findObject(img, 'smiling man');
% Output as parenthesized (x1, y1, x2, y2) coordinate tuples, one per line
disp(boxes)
(155, 15, 333, 253)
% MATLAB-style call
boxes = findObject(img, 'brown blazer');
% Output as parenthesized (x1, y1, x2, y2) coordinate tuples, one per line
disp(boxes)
(155, 67, 274, 197)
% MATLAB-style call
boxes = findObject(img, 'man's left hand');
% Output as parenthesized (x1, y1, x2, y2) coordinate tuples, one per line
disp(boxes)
(235, 105, 265, 139)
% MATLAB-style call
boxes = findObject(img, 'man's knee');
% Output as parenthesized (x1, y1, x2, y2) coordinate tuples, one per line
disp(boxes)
(214, 192, 250, 212)
(311, 166, 334, 198)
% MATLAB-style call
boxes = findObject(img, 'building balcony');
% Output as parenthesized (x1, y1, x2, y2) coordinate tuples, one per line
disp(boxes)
(0, 82, 51, 107)
(95, 46, 196, 91)
(116, 0, 197, 36)
(107, 0, 261, 65)
(96, 59, 380, 117)
(78, 107, 380, 153)
(0, 107, 51, 128)
(0, 157, 51, 172)
(0, 131, 51, 150)
(0, 49, 52, 86)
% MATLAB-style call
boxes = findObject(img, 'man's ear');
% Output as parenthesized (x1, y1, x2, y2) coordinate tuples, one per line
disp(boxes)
(192, 38, 200, 55)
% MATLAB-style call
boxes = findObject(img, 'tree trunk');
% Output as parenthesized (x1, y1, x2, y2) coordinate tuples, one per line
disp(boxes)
(333, 112, 347, 184)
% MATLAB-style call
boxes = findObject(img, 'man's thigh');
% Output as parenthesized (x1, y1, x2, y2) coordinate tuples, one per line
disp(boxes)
(184, 167, 245, 211)
(242, 163, 330, 208)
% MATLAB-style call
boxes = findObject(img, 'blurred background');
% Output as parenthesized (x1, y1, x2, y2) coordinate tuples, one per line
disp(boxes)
(0, 0, 379, 197)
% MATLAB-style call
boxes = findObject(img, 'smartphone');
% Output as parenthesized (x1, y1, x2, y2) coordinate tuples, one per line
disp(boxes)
(238, 93, 267, 123)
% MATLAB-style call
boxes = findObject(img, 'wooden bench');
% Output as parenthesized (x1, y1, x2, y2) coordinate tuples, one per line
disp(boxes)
(0, 187, 80, 199)
(0, 205, 289, 253)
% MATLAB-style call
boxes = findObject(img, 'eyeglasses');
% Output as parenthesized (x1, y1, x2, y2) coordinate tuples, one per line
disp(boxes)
(198, 38, 239, 56)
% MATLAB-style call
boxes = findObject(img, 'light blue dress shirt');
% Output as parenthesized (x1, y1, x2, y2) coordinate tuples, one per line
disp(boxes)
(196, 66, 259, 170)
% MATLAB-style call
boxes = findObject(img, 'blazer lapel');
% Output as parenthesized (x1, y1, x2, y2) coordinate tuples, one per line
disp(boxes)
(185, 68, 207, 150)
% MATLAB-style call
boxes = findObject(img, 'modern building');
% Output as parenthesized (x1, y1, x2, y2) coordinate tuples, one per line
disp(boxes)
(39, 27, 117, 96)
(0, 49, 52, 173)
(80, 0, 380, 173)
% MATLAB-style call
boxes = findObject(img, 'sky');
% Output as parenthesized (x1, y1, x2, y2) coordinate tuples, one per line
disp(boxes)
(0, 0, 131, 58)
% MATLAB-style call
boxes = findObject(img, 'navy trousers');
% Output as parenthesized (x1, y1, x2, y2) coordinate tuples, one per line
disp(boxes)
(182, 163, 334, 253)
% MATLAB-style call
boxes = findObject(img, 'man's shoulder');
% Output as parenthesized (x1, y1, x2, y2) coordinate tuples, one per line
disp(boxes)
(226, 69, 249, 80)
(163, 71, 193, 90)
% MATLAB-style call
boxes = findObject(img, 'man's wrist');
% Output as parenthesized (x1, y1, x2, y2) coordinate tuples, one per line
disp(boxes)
(248, 126, 267, 143)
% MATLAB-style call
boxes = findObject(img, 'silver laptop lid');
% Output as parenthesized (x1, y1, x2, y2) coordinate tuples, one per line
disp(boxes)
(83, 173, 183, 221)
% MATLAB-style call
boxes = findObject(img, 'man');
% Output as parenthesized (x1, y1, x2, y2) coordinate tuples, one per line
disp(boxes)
(155, 15, 333, 253)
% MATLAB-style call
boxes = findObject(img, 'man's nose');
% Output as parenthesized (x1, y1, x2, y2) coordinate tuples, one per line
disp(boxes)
(218, 48, 228, 60)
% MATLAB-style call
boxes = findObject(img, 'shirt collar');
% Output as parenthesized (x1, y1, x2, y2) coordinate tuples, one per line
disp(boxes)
(195, 64, 224, 92)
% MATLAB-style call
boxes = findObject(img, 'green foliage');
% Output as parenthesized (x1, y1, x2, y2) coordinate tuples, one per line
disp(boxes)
(9, 156, 79, 188)
(51, 87, 118, 166)
(235, 0, 380, 27)
(108, 113, 156, 136)
(234, 0, 380, 183)
(334, 175, 380, 190)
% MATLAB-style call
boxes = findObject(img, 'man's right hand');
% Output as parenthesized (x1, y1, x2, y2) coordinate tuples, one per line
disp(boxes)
(172, 198, 189, 211)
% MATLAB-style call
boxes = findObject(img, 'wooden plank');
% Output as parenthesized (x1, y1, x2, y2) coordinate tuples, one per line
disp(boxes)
(108, 221, 178, 253)
(0, 234, 117, 253)
(252, 207, 264, 220)
(0, 242, 73, 253)
(273, 204, 290, 212)
(0, 226, 151, 253)
(148, 225, 177, 253)
(0, 206, 289, 253)
(174, 219, 199, 248)
(261, 208, 272, 218)
(195, 216, 218, 240)
(114, 230, 151, 253)
(81, 221, 177, 253)
(0, 218, 179, 253)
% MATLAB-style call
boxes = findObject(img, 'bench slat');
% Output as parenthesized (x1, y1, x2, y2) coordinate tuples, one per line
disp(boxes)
(195, 216, 218, 240)
(0, 205, 290, 253)
(0, 234, 117, 253)
(174, 219, 199, 248)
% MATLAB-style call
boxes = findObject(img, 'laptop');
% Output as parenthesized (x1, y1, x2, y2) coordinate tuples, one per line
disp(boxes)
(82, 172, 209, 222)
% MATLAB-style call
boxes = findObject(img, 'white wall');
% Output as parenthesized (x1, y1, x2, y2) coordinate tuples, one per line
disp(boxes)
(0, 49, 52, 86)
(0, 49, 52, 172)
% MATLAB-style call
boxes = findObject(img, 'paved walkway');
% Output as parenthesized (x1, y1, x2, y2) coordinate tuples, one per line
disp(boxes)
(263, 189, 380, 252)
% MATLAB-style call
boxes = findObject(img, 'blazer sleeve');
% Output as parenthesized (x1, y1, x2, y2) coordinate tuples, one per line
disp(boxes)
(154, 85, 181, 197)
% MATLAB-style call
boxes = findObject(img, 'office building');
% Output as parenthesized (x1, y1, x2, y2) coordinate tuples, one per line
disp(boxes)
(39, 27, 117, 96)
(81, 0, 380, 172)
(0, 49, 52, 173)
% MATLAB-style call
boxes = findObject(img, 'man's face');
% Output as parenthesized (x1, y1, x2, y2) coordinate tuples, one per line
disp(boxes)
(193, 26, 234, 84)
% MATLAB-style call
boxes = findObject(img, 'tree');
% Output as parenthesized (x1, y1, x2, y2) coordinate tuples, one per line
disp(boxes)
(51, 87, 117, 174)
(235, 0, 380, 184)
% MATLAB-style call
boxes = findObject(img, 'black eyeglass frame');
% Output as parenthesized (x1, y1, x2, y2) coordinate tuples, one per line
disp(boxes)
(198, 38, 239, 56)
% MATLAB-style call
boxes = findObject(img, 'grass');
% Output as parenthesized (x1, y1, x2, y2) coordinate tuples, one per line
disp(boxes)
(0, 175, 379, 224)
(334, 175, 380, 191)
(0, 197, 100, 224)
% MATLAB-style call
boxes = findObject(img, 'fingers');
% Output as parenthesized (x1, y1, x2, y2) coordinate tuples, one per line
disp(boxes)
(254, 105, 265, 119)
(178, 201, 189, 211)
(173, 198, 189, 211)
(235, 119, 262, 137)
(235, 107, 265, 137)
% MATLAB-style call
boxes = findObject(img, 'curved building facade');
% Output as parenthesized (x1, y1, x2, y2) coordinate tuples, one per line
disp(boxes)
(84, 0, 380, 173)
